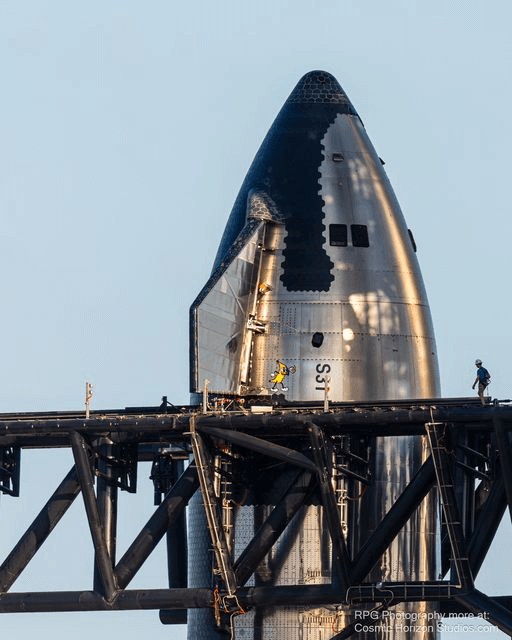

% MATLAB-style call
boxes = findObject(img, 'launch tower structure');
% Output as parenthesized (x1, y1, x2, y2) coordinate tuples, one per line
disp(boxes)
(0, 401, 510, 639)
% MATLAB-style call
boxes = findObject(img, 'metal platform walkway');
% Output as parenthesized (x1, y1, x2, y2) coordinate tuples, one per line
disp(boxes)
(0, 396, 511, 637)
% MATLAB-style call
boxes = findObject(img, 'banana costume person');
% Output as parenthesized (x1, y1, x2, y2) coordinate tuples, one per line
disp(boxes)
(270, 360, 296, 392)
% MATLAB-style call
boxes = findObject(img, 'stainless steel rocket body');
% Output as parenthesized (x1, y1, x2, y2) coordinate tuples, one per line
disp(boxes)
(188, 71, 440, 640)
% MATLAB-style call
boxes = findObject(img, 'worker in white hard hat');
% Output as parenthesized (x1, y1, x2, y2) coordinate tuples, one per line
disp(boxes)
(472, 359, 491, 405)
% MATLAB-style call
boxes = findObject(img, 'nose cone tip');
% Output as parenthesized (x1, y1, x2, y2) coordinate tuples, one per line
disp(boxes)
(287, 70, 358, 113)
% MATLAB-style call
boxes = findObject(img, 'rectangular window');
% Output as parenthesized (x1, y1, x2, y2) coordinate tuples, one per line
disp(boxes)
(329, 224, 347, 246)
(351, 224, 369, 247)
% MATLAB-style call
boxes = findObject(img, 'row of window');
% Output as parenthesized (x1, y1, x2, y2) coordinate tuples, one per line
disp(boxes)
(329, 224, 369, 247)
(328, 224, 417, 252)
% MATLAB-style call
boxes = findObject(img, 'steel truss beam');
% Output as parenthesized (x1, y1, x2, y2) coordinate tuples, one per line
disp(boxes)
(114, 462, 198, 589)
(198, 424, 317, 472)
(468, 473, 506, 576)
(0, 582, 458, 613)
(1, 402, 512, 443)
(0, 465, 81, 592)
(493, 416, 512, 523)
(455, 589, 512, 637)
(0, 399, 511, 634)
(351, 455, 436, 583)
(234, 469, 314, 586)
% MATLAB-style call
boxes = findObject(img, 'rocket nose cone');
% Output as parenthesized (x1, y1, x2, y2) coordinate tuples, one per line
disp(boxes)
(287, 70, 358, 114)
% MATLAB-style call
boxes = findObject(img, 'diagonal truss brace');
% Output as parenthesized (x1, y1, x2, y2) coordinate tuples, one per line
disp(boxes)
(234, 469, 314, 586)
(115, 462, 198, 589)
(198, 425, 317, 472)
(351, 454, 436, 583)
(0, 465, 81, 592)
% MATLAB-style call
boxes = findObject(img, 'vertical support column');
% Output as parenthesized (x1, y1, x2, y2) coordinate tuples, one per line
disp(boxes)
(164, 458, 188, 624)
(94, 437, 118, 594)
(70, 431, 117, 601)
(166, 459, 188, 589)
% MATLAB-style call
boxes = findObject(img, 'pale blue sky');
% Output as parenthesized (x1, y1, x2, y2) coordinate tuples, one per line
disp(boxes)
(0, 1, 511, 638)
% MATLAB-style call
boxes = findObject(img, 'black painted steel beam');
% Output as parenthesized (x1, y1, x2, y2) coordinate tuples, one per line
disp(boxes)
(0, 465, 81, 592)
(166, 460, 189, 624)
(2, 402, 511, 446)
(493, 417, 512, 523)
(454, 459, 489, 481)
(243, 582, 459, 607)
(158, 609, 188, 625)
(345, 582, 460, 604)
(0, 585, 345, 613)
(307, 422, 351, 593)
(198, 425, 318, 472)
(455, 589, 512, 637)
(234, 469, 314, 586)
(351, 455, 435, 583)
(441, 468, 505, 577)
(70, 431, 117, 601)
(94, 437, 118, 593)
(164, 458, 189, 624)
(115, 462, 198, 589)
(0, 581, 472, 614)
(467, 474, 506, 577)
(441, 596, 512, 615)
(0, 588, 212, 613)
